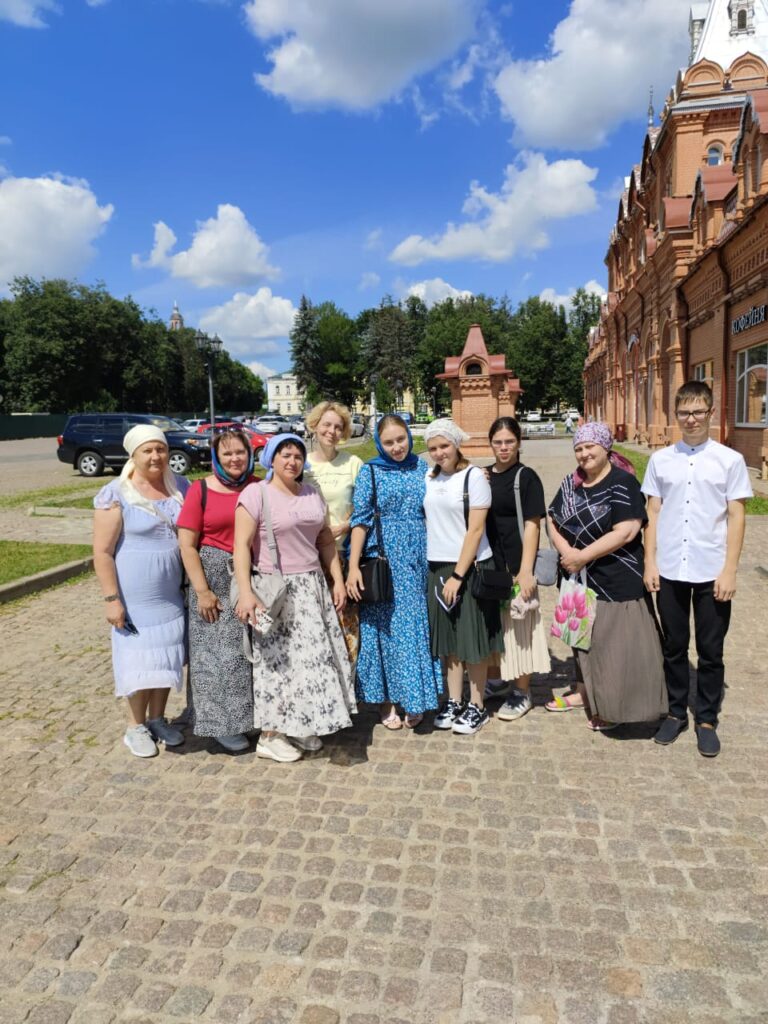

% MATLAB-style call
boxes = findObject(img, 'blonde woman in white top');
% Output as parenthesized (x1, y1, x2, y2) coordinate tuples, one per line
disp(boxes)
(305, 401, 363, 663)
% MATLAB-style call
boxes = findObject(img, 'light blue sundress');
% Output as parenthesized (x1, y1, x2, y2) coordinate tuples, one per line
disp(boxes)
(350, 464, 442, 714)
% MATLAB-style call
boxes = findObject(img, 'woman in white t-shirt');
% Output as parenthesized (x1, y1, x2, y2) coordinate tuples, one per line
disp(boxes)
(423, 419, 504, 735)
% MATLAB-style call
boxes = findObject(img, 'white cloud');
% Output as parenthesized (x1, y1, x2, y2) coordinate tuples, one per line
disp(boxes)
(390, 151, 598, 266)
(247, 359, 278, 381)
(358, 271, 381, 291)
(0, 0, 58, 27)
(86, 0, 110, 6)
(198, 288, 296, 357)
(540, 278, 607, 310)
(0, 174, 113, 291)
(0, 136, 11, 146)
(244, 0, 479, 110)
(364, 228, 383, 251)
(404, 277, 472, 306)
(494, 0, 690, 150)
(132, 204, 278, 288)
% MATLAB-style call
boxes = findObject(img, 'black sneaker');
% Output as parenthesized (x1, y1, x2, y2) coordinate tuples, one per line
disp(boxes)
(654, 715, 689, 745)
(695, 725, 720, 758)
(452, 702, 489, 735)
(434, 699, 464, 730)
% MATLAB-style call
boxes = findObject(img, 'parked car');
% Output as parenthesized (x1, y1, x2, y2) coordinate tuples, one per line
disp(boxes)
(525, 411, 542, 422)
(561, 408, 581, 421)
(284, 415, 306, 436)
(57, 413, 211, 477)
(213, 424, 270, 458)
(252, 416, 290, 435)
(350, 414, 366, 438)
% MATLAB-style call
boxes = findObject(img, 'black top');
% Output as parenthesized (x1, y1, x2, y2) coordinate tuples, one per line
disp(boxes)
(487, 462, 546, 575)
(548, 465, 647, 602)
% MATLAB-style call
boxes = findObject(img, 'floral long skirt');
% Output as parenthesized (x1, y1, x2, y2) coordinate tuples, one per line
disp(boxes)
(251, 570, 357, 736)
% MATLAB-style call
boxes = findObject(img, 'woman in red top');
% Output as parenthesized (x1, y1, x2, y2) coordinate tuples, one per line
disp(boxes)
(178, 429, 258, 753)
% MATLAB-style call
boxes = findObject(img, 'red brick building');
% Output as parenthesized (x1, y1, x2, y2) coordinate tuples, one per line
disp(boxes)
(584, 1, 768, 474)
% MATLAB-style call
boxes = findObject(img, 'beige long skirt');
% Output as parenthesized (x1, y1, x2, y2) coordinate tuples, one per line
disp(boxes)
(575, 596, 668, 723)
(500, 605, 551, 680)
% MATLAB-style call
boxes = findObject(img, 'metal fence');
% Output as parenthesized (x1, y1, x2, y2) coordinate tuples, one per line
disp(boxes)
(0, 415, 69, 440)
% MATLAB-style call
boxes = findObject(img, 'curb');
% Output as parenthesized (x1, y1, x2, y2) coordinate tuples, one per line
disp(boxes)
(0, 557, 94, 604)
(30, 506, 93, 518)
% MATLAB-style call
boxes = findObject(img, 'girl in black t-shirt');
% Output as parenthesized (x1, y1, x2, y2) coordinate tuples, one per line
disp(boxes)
(547, 423, 667, 730)
(486, 417, 551, 721)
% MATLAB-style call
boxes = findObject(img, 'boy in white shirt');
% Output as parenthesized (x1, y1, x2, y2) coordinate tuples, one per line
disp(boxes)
(642, 382, 752, 757)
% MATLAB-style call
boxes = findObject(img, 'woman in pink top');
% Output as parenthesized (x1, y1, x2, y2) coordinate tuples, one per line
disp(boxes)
(233, 434, 356, 763)
(178, 429, 258, 754)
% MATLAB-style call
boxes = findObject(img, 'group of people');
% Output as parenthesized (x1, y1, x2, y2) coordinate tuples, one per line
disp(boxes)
(93, 381, 751, 763)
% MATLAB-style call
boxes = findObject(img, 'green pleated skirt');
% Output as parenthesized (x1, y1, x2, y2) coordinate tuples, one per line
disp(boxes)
(427, 560, 504, 665)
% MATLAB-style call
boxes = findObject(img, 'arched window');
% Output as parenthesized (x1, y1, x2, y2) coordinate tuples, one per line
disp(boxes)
(738, 9, 748, 30)
(707, 144, 723, 166)
(465, 362, 483, 376)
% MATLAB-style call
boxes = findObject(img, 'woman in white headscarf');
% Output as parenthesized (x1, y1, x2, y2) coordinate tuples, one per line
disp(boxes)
(423, 419, 504, 736)
(93, 425, 190, 758)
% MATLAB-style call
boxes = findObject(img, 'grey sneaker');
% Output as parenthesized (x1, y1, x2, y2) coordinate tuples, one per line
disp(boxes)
(497, 690, 532, 721)
(217, 733, 250, 753)
(146, 717, 185, 747)
(289, 735, 323, 752)
(123, 724, 158, 758)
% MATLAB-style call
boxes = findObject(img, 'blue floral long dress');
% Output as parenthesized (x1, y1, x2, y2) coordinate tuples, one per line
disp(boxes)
(350, 463, 442, 714)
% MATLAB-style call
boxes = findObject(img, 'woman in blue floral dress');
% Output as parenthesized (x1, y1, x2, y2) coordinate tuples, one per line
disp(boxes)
(347, 415, 442, 729)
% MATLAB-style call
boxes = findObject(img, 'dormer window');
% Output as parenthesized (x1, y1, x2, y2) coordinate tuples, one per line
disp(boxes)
(707, 144, 724, 166)
(465, 362, 483, 376)
(729, 1, 753, 35)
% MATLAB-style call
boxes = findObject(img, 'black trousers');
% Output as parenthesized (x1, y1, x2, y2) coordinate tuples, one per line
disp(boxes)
(656, 578, 732, 727)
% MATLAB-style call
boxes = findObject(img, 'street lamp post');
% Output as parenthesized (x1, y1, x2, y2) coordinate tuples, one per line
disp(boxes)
(369, 373, 379, 436)
(195, 330, 223, 443)
(430, 386, 437, 417)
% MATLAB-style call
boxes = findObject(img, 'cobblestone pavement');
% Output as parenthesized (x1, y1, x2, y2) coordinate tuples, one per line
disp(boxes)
(1, 444, 767, 1024)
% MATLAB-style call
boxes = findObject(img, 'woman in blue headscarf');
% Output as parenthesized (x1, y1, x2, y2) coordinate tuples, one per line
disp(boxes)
(346, 415, 443, 729)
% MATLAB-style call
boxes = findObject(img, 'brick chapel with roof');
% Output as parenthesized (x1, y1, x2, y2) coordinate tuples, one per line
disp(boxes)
(584, 0, 768, 474)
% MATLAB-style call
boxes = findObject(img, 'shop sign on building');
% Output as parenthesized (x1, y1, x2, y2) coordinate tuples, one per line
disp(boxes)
(732, 305, 767, 336)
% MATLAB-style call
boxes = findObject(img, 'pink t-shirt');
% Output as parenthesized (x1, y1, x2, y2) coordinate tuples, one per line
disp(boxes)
(237, 481, 326, 574)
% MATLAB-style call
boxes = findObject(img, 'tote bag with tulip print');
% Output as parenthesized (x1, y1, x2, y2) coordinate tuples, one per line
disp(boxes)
(550, 570, 597, 652)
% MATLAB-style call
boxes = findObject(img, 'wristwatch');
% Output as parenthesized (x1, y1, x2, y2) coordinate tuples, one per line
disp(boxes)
(451, 571, 464, 582)
(104, 593, 120, 602)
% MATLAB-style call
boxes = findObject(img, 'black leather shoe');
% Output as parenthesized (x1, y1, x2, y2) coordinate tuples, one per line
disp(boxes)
(695, 725, 720, 758)
(654, 715, 689, 745)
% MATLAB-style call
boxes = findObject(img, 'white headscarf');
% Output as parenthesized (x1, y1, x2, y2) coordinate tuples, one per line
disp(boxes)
(423, 418, 470, 448)
(118, 425, 184, 514)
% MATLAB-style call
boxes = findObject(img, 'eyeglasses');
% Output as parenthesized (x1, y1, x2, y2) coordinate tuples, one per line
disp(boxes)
(675, 409, 711, 421)
(491, 440, 518, 448)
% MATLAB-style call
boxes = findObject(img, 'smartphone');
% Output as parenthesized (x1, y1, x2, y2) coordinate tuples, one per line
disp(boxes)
(248, 609, 274, 636)
(122, 619, 139, 635)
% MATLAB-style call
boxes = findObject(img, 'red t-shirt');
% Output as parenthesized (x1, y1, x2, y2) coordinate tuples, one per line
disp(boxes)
(177, 477, 259, 553)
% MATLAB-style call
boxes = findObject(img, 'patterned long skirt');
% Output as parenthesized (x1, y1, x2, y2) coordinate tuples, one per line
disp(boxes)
(323, 555, 359, 666)
(188, 546, 254, 737)
(251, 570, 357, 737)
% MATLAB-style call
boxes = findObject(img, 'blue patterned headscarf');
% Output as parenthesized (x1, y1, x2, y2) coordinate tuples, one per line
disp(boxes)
(211, 430, 255, 489)
(259, 433, 309, 481)
(368, 416, 419, 471)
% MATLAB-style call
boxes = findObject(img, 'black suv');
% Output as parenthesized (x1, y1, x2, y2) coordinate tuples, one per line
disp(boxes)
(57, 413, 211, 477)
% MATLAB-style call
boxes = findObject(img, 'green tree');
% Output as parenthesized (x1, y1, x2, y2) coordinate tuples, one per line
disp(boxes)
(506, 297, 568, 413)
(557, 288, 603, 409)
(289, 295, 322, 406)
(312, 302, 361, 407)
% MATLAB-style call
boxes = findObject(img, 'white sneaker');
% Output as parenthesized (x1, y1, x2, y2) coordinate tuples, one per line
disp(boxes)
(289, 735, 323, 752)
(256, 733, 303, 763)
(497, 690, 532, 721)
(123, 725, 158, 758)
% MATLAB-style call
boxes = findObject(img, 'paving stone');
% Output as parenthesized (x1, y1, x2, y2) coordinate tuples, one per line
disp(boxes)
(130, 981, 175, 1013)
(210, 993, 253, 1023)
(165, 984, 213, 1017)
(26, 1003, 75, 1024)
(299, 1007, 340, 1024)
(57, 971, 97, 997)
(22, 967, 61, 993)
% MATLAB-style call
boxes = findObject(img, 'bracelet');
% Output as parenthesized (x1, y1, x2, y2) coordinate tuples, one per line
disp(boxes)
(104, 593, 120, 602)
(451, 571, 464, 582)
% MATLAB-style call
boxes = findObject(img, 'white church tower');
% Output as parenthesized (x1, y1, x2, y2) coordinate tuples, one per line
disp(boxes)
(689, 0, 768, 66)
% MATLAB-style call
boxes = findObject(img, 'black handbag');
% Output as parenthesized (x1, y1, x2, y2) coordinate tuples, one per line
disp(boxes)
(462, 468, 514, 602)
(357, 467, 394, 604)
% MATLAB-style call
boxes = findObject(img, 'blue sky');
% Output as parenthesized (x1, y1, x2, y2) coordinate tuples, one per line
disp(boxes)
(0, 0, 693, 378)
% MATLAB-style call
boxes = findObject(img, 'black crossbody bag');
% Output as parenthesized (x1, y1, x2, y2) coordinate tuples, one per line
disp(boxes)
(357, 466, 394, 604)
(462, 468, 514, 602)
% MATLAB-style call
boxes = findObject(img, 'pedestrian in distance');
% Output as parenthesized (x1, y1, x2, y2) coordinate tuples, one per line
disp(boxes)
(177, 428, 259, 754)
(484, 416, 551, 721)
(548, 422, 667, 731)
(92, 425, 189, 758)
(643, 381, 752, 758)
(423, 418, 504, 736)
(564, 413, 575, 435)
(346, 415, 442, 730)
(233, 434, 356, 763)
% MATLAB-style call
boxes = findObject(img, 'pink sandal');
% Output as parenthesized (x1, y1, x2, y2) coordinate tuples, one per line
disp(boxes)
(404, 713, 423, 729)
(545, 693, 584, 712)
(381, 708, 403, 730)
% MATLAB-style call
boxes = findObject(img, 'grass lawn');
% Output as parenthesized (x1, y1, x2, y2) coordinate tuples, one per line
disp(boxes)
(0, 541, 93, 586)
(615, 444, 767, 515)
(0, 481, 101, 511)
